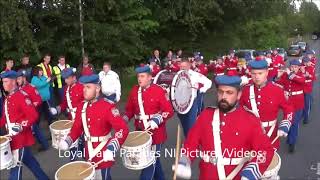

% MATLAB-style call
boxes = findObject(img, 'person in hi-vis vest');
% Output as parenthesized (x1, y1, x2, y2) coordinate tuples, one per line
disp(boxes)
(52, 55, 70, 100)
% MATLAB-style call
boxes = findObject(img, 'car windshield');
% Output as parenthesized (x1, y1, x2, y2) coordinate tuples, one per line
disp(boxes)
(289, 46, 299, 50)
(297, 42, 306, 46)
(235, 51, 250, 58)
(277, 48, 285, 53)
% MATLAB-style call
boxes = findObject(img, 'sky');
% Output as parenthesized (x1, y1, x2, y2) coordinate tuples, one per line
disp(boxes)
(294, 0, 320, 11)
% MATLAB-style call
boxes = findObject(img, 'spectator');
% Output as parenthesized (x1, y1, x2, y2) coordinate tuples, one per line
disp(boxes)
(52, 55, 70, 99)
(77, 54, 95, 77)
(149, 49, 162, 67)
(31, 66, 54, 125)
(99, 62, 121, 102)
(176, 49, 183, 58)
(16, 54, 33, 82)
(2, 58, 14, 72)
(37, 53, 55, 103)
(163, 49, 174, 66)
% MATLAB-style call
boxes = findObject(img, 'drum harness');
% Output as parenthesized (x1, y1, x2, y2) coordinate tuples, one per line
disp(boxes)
(81, 102, 111, 161)
(201, 109, 250, 179)
(137, 87, 150, 130)
(248, 85, 277, 137)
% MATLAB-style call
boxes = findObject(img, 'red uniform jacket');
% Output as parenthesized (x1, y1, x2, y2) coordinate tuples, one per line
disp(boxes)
(151, 64, 161, 77)
(303, 66, 316, 93)
(59, 82, 84, 119)
(271, 55, 284, 74)
(311, 57, 317, 67)
(182, 107, 274, 180)
(0, 90, 38, 150)
(225, 57, 238, 74)
(20, 83, 42, 108)
(213, 63, 226, 76)
(240, 82, 294, 149)
(68, 98, 129, 169)
(124, 84, 174, 144)
(195, 64, 209, 76)
(276, 72, 305, 110)
(165, 62, 180, 72)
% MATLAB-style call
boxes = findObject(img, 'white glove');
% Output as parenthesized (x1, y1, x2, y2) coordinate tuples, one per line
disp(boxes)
(172, 163, 191, 179)
(8, 123, 23, 136)
(240, 76, 249, 86)
(277, 129, 288, 137)
(58, 140, 70, 150)
(103, 149, 115, 162)
(199, 87, 206, 93)
(286, 68, 291, 75)
(50, 107, 58, 115)
(149, 120, 158, 130)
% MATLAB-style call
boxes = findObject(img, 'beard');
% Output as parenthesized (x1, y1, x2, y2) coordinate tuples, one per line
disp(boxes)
(218, 99, 237, 113)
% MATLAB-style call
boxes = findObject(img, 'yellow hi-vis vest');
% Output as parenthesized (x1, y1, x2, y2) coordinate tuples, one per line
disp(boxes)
(52, 64, 70, 88)
(37, 63, 53, 86)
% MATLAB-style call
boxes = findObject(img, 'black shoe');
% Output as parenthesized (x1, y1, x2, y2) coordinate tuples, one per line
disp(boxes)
(303, 121, 308, 125)
(289, 144, 295, 153)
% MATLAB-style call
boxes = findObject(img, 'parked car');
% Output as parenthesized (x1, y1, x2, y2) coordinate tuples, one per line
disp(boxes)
(287, 45, 302, 56)
(276, 48, 288, 61)
(297, 41, 307, 52)
(312, 32, 319, 40)
(235, 49, 256, 62)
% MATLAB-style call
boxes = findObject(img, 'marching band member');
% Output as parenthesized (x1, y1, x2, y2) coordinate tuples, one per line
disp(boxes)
(225, 49, 238, 75)
(123, 65, 174, 180)
(300, 56, 316, 124)
(178, 59, 212, 136)
(306, 50, 317, 67)
(271, 48, 285, 77)
(194, 54, 209, 76)
(0, 70, 49, 180)
(16, 70, 49, 152)
(165, 57, 180, 72)
(173, 75, 274, 180)
(99, 62, 121, 102)
(239, 60, 294, 149)
(265, 51, 277, 81)
(276, 59, 305, 153)
(212, 56, 227, 77)
(149, 58, 161, 77)
(58, 74, 129, 180)
(50, 68, 85, 161)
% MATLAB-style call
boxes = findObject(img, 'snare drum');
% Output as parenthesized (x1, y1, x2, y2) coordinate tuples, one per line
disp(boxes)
(121, 131, 155, 170)
(0, 136, 14, 170)
(55, 161, 95, 180)
(49, 120, 78, 149)
(261, 152, 281, 180)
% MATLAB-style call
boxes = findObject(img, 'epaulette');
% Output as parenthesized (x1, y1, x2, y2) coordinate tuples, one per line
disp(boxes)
(20, 89, 28, 96)
(272, 81, 283, 89)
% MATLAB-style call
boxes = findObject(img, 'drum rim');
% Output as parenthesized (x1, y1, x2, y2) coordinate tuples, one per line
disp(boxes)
(153, 69, 168, 84)
(55, 161, 94, 180)
(171, 70, 197, 114)
(49, 120, 73, 131)
(0, 136, 10, 145)
(122, 131, 152, 148)
(262, 152, 281, 177)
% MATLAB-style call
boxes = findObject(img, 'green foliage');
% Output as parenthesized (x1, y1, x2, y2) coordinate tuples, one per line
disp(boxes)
(0, 0, 319, 68)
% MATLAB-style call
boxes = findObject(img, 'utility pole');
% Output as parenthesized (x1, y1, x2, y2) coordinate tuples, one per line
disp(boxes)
(79, 0, 85, 57)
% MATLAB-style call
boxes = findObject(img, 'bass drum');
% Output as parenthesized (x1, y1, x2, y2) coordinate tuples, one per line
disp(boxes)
(153, 70, 177, 95)
(171, 70, 197, 114)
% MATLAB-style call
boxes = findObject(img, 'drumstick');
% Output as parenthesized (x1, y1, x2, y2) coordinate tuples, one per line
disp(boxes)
(64, 120, 74, 126)
(79, 159, 104, 175)
(173, 125, 181, 180)
(271, 135, 279, 144)
(131, 128, 152, 142)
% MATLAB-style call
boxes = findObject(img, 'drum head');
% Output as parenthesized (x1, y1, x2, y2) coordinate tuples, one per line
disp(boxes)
(124, 131, 150, 147)
(267, 153, 279, 170)
(0, 136, 8, 144)
(50, 120, 73, 130)
(153, 70, 176, 90)
(56, 161, 93, 180)
(171, 70, 197, 114)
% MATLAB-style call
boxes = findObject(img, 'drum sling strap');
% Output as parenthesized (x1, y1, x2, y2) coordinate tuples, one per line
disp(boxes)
(137, 87, 149, 129)
(81, 102, 108, 161)
(212, 109, 248, 180)
(66, 86, 76, 119)
(249, 85, 276, 137)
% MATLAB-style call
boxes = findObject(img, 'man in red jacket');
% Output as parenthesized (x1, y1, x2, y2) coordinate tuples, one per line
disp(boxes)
(0, 70, 48, 180)
(173, 75, 274, 180)
(58, 74, 129, 179)
(240, 60, 294, 150)
(300, 57, 316, 124)
(276, 59, 305, 153)
(123, 65, 174, 180)
(16, 70, 49, 152)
